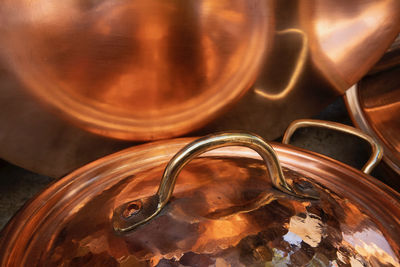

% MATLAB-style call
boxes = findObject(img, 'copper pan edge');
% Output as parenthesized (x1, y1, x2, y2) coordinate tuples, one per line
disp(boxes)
(345, 86, 400, 176)
(1, 136, 400, 266)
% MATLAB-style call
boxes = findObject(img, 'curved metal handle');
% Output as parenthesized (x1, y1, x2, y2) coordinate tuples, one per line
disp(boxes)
(254, 28, 307, 100)
(282, 119, 383, 174)
(113, 132, 318, 233)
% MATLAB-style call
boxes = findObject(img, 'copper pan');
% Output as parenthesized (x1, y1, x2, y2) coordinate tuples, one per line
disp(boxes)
(0, 0, 399, 177)
(3, 121, 400, 266)
(345, 38, 400, 187)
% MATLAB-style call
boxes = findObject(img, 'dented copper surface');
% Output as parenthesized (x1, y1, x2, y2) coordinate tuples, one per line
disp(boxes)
(1, 138, 399, 266)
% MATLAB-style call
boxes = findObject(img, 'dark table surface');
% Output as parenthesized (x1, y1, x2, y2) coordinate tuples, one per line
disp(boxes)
(0, 96, 397, 231)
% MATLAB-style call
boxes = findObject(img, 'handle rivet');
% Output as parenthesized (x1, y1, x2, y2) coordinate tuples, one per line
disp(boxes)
(122, 201, 143, 218)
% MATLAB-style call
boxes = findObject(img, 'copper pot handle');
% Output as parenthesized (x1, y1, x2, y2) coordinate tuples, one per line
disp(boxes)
(113, 132, 318, 233)
(254, 28, 307, 100)
(282, 119, 383, 174)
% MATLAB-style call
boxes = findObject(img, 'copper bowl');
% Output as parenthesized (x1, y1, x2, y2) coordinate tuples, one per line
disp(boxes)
(1, 120, 399, 266)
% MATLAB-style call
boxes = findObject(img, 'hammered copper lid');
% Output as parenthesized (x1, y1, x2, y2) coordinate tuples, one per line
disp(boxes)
(1, 124, 399, 266)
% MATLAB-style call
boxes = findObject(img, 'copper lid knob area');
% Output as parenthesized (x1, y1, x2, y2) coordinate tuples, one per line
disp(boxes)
(113, 132, 320, 233)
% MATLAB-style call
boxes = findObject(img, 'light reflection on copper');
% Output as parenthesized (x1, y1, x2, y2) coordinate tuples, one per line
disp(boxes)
(316, 2, 389, 65)
(304, 0, 400, 88)
(343, 228, 399, 266)
(0, 0, 269, 140)
(288, 213, 323, 247)
(191, 215, 252, 252)
(1, 138, 400, 266)
(254, 29, 308, 100)
(1, 1, 400, 179)
(0, 0, 398, 145)
(346, 66, 400, 177)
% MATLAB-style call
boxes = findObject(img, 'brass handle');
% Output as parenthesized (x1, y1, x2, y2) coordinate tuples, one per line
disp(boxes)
(282, 119, 383, 174)
(113, 132, 318, 233)
(254, 28, 307, 100)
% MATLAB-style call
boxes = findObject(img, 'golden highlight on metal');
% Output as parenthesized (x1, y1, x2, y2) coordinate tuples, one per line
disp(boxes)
(113, 132, 319, 233)
(255, 29, 308, 100)
(283, 119, 383, 174)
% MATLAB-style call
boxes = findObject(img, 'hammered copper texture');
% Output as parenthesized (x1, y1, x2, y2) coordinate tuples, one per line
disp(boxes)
(1, 140, 399, 266)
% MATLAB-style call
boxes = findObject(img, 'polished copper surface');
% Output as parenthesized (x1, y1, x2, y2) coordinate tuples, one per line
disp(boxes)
(1, 138, 399, 266)
(0, 0, 399, 178)
(0, 0, 271, 140)
(0, 64, 135, 177)
(369, 33, 400, 75)
(193, 0, 400, 140)
(346, 66, 400, 177)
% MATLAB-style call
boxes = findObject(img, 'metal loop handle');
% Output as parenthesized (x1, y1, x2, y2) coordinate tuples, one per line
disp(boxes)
(254, 28, 307, 100)
(282, 119, 383, 174)
(113, 132, 317, 233)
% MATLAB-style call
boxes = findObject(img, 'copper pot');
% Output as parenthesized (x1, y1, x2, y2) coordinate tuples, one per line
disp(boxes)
(346, 35, 400, 189)
(346, 68, 400, 187)
(0, 0, 272, 141)
(1, 120, 399, 266)
(1, 0, 399, 177)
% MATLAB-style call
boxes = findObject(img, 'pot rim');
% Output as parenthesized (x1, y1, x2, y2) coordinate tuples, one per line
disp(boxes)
(1, 136, 400, 265)
(345, 85, 400, 175)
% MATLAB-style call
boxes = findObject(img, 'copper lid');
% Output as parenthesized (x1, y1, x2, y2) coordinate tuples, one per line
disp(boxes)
(1, 122, 399, 266)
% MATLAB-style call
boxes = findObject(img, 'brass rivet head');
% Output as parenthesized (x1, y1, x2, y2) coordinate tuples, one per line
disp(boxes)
(122, 200, 143, 218)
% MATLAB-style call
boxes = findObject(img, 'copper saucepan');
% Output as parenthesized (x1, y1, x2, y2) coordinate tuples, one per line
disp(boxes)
(0, 0, 399, 177)
(346, 64, 400, 190)
(346, 34, 400, 189)
(1, 120, 400, 266)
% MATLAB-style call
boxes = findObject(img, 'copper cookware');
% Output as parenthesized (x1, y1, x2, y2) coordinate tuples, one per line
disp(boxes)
(2, 120, 400, 266)
(368, 34, 400, 75)
(346, 34, 400, 186)
(346, 66, 400, 183)
(0, 0, 271, 141)
(0, 0, 399, 178)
